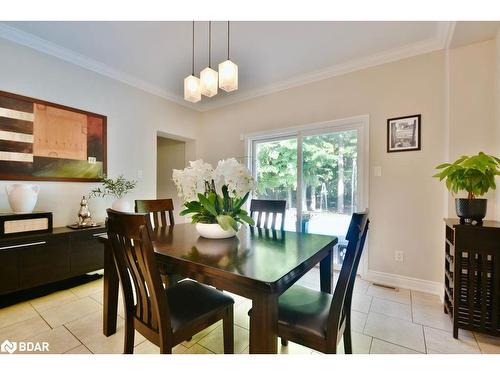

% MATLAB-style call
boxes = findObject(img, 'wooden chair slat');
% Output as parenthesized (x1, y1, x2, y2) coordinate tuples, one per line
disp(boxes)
(135, 199, 175, 228)
(250, 199, 287, 231)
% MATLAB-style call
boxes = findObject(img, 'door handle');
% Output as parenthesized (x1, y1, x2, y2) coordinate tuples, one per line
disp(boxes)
(0, 241, 47, 250)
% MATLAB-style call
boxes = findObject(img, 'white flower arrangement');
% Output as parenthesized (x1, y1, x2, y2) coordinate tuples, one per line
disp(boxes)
(172, 158, 256, 231)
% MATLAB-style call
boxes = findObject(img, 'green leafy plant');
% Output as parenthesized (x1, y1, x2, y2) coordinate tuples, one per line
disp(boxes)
(180, 182, 255, 231)
(433, 152, 500, 199)
(90, 175, 137, 199)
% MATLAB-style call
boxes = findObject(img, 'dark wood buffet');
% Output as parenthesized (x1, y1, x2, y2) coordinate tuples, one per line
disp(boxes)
(0, 225, 106, 295)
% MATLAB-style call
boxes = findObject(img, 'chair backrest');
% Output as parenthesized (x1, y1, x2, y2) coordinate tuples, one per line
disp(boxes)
(106, 209, 171, 338)
(135, 199, 175, 227)
(250, 199, 287, 231)
(327, 211, 369, 346)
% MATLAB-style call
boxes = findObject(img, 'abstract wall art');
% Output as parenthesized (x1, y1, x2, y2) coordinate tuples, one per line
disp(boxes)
(0, 91, 107, 182)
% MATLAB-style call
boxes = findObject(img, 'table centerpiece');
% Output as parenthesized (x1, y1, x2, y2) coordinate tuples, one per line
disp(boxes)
(173, 158, 255, 239)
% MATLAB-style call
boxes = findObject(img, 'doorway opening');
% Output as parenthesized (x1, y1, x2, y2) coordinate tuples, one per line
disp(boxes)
(156, 135, 188, 223)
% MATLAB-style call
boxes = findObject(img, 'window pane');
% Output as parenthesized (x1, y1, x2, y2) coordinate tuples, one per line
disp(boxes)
(301, 130, 358, 267)
(254, 138, 297, 231)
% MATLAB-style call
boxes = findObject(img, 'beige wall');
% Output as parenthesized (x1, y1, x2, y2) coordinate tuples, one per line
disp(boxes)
(0, 38, 201, 226)
(449, 40, 498, 220)
(156, 137, 186, 222)
(497, 32, 500, 221)
(199, 51, 447, 284)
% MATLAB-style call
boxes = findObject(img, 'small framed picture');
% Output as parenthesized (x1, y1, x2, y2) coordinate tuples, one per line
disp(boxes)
(387, 114, 421, 153)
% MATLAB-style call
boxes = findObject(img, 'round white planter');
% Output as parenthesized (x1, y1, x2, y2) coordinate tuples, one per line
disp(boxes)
(6, 184, 40, 214)
(195, 223, 237, 239)
(112, 198, 132, 212)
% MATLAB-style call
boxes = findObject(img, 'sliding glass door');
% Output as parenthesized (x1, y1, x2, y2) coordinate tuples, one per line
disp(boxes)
(249, 117, 368, 269)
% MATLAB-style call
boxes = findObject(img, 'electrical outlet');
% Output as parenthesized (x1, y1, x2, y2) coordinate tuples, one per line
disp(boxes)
(394, 250, 404, 262)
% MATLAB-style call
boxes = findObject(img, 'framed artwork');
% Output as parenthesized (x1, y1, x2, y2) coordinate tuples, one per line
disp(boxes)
(387, 114, 421, 153)
(0, 91, 107, 182)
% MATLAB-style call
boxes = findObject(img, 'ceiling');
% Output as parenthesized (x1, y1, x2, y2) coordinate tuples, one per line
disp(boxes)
(0, 21, 497, 111)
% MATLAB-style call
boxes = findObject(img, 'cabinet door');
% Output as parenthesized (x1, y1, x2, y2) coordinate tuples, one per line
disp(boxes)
(70, 230, 105, 275)
(18, 236, 70, 289)
(0, 248, 19, 294)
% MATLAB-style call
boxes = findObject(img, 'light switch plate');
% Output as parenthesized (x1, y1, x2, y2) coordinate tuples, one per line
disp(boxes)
(374, 166, 382, 177)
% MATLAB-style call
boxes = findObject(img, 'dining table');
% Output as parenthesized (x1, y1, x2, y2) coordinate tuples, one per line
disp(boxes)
(101, 223, 338, 354)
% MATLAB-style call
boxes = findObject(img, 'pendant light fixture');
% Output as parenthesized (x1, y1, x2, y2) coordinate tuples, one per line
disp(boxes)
(218, 21, 238, 92)
(184, 21, 201, 103)
(200, 21, 218, 97)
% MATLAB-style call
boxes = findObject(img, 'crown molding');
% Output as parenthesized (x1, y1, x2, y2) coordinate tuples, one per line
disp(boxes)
(0, 23, 198, 111)
(197, 21, 456, 111)
(0, 22, 456, 113)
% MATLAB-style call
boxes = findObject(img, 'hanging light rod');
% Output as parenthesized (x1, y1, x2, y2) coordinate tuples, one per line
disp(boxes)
(200, 21, 218, 97)
(184, 21, 201, 103)
(219, 21, 238, 93)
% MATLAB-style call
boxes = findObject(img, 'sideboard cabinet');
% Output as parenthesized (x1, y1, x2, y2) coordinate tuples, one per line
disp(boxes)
(0, 226, 106, 295)
(444, 219, 500, 338)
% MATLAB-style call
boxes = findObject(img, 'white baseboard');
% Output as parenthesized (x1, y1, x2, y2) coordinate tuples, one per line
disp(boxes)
(365, 270, 444, 300)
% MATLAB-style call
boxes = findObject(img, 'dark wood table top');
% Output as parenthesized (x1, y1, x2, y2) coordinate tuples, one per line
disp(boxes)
(150, 224, 338, 294)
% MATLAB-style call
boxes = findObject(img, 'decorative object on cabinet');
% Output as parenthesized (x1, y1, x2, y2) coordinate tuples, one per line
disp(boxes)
(0, 90, 106, 182)
(67, 196, 99, 229)
(90, 175, 137, 212)
(0, 212, 52, 237)
(434, 152, 500, 224)
(387, 114, 421, 152)
(444, 219, 500, 338)
(5, 183, 39, 213)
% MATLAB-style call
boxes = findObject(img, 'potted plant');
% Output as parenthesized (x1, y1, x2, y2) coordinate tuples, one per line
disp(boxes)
(172, 158, 255, 239)
(434, 152, 500, 224)
(90, 175, 137, 212)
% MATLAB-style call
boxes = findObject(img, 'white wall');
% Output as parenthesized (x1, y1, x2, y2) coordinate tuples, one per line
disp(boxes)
(199, 50, 447, 285)
(497, 32, 500, 221)
(156, 137, 186, 222)
(448, 40, 498, 220)
(0, 38, 201, 226)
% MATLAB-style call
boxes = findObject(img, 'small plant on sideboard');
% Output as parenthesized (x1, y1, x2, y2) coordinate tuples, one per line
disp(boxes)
(90, 175, 137, 212)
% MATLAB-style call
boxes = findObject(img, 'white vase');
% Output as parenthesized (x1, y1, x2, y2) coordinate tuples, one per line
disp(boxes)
(111, 198, 131, 212)
(195, 223, 237, 239)
(6, 184, 40, 214)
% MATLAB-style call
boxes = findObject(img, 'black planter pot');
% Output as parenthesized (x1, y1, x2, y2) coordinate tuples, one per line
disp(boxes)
(455, 198, 487, 224)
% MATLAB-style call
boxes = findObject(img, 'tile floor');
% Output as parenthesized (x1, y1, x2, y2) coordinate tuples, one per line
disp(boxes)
(1, 268, 500, 354)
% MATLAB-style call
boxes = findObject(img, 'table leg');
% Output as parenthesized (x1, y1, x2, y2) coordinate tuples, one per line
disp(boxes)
(249, 293, 278, 354)
(320, 246, 333, 293)
(103, 240, 119, 336)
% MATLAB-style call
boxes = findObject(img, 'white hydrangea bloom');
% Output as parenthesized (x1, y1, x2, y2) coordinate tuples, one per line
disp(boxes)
(173, 158, 254, 202)
(172, 160, 214, 202)
(213, 158, 255, 198)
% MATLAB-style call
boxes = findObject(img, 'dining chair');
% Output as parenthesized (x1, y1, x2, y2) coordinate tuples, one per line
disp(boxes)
(250, 199, 287, 231)
(273, 212, 369, 354)
(106, 208, 234, 354)
(135, 198, 175, 227)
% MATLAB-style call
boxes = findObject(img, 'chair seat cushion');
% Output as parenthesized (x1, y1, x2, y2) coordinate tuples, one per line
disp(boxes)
(166, 280, 234, 333)
(278, 285, 332, 339)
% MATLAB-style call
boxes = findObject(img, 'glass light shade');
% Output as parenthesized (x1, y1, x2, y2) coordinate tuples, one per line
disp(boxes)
(184, 75, 201, 103)
(218, 60, 238, 92)
(200, 67, 218, 97)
